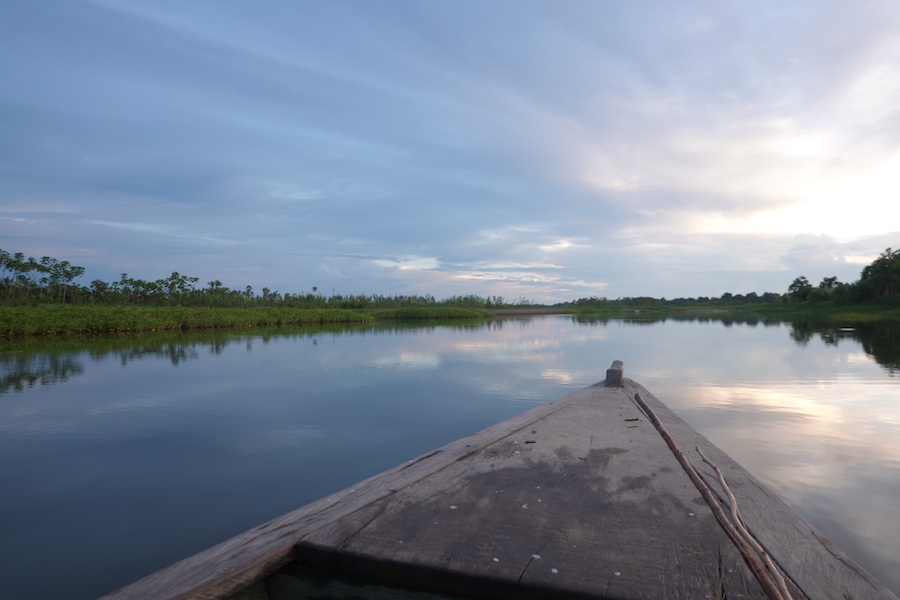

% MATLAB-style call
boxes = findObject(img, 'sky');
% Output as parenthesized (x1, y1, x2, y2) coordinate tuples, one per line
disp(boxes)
(2, 0, 899, 303)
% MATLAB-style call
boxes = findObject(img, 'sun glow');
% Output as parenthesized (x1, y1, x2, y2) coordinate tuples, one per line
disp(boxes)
(701, 152, 900, 240)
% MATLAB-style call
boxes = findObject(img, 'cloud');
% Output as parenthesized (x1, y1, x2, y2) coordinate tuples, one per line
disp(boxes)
(372, 257, 440, 271)
(2, 1, 900, 301)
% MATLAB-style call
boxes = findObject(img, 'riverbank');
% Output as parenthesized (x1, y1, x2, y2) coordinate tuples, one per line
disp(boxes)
(3, 301, 898, 338)
(750, 301, 900, 321)
(567, 302, 900, 321)
(0, 305, 502, 337)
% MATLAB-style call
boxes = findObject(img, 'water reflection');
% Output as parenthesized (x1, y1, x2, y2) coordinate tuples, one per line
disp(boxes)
(670, 379, 900, 594)
(782, 319, 900, 374)
(0, 351, 84, 393)
(0, 318, 576, 397)
(578, 311, 900, 374)
(617, 315, 900, 594)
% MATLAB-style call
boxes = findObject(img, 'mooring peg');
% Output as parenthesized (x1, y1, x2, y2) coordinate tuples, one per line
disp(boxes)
(606, 360, 624, 387)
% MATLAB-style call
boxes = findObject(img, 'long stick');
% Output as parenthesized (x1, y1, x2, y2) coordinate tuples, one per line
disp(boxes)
(696, 446, 794, 600)
(632, 392, 787, 600)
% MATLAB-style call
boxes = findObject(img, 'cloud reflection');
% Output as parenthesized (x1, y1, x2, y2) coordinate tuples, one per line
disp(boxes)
(374, 352, 440, 370)
(665, 378, 900, 592)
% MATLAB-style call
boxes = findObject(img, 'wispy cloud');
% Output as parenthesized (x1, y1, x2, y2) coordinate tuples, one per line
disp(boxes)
(1, 1, 898, 300)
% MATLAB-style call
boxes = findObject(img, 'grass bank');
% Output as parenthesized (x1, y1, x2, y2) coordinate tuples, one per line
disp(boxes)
(563, 302, 900, 321)
(746, 302, 900, 322)
(0, 305, 499, 337)
(365, 307, 493, 320)
(0, 305, 374, 337)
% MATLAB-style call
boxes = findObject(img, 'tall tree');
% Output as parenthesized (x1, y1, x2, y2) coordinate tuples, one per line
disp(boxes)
(859, 248, 900, 299)
(787, 276, 813, 301)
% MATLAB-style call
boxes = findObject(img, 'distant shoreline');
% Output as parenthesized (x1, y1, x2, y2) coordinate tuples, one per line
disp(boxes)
(1, 305, 493, 338)
(488, 307, 571, 316)
(2, 303, 898, 338)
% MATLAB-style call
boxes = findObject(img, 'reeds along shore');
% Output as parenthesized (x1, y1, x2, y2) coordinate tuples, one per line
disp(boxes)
(0, 305, 494, 338)
(1, 250, 524, 310)
(4, 247, 900, 327)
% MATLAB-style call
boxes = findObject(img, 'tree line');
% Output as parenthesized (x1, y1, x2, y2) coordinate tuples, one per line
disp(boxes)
(557, 292, 784, 309)
(561, 247, 900, 308)
(785, 248, 900, 304)
(4, 245, 897, 310)
(0, 250, 85, 304)
(0, 248, 530, 310)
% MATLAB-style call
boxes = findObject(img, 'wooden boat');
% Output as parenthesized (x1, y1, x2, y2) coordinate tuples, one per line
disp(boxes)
(98, 362, 898, 600)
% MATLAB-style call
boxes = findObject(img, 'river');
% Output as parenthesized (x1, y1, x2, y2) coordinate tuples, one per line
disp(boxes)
(1, 314, 898, 598)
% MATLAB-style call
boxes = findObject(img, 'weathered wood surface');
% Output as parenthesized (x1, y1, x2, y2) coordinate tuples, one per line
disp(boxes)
(98, 378, 898, 600)
(605, 359, 624, 387)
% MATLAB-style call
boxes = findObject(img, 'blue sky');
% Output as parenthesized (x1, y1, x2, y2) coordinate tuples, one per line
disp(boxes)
(2, 1, 899, 302)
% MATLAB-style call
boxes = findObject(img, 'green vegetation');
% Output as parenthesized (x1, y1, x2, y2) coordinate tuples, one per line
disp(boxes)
(4, 244, 900, 336)
(765, 248, 900, 320)
(365, 307, 493, 320)
(0, 248, 513, 336)
(555, 292, 784, 312)
(559, 247, 900, 321)
(0, 305, 374, 337)
(784, 248, 900, 305)
(0, 248, 526, 311)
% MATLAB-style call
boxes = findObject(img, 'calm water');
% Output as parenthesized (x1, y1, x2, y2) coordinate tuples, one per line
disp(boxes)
(1, 315, 898, 599)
